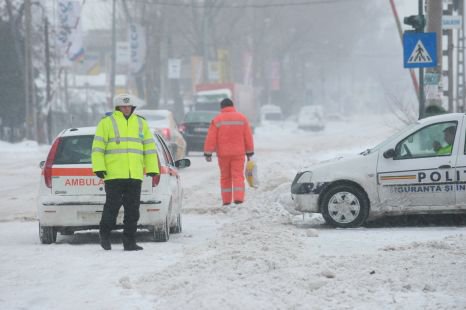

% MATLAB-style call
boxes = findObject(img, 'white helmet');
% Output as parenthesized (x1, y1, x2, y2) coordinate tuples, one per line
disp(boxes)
(113, 93, 137, 108)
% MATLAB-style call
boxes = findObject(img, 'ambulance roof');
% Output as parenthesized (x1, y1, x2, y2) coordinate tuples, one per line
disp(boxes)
(60, 127, 97, 137)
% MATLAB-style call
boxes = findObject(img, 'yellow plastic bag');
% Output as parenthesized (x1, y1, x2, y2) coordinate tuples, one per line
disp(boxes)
(245, 160, 259, 188)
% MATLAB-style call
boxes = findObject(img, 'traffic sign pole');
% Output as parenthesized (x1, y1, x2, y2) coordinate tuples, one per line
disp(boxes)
(419, 0, 425, 119)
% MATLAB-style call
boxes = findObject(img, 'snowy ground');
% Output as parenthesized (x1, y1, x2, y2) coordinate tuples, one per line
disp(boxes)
(1, 113, 465, 310)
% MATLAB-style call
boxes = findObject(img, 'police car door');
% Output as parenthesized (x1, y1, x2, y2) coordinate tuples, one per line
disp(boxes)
(377, 117, 462, 208)
(453, 115, 466, 209)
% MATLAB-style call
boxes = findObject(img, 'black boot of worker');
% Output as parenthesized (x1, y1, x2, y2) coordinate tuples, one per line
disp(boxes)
(99, 233, 111, 250)
(122, 235, 143, 251)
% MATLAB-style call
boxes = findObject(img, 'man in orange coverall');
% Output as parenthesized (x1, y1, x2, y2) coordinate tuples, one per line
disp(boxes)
(204, 98, 254, 206)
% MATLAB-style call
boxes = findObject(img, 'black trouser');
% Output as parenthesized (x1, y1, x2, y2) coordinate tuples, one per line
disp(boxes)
(99, 179, 142, 239)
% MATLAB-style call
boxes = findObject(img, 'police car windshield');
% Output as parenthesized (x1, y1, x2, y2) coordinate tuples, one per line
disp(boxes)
(363, 122, 418, 154)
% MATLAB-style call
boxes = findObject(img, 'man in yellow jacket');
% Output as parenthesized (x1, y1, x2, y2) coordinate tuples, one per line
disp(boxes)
(92, 94, 159, 251)
(433, 125, 456, 155)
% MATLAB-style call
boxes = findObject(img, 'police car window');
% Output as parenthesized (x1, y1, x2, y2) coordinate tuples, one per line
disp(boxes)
(395, 122, 457, 159)
(54, 136, 94, 164)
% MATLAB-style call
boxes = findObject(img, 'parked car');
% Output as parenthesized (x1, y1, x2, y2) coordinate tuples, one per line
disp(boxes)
(298, 105, 325, 131)
(179, 111, 217, 154)
(137, 109, 187, 160)
(260, 104, 284, 124)
(37, 127, 190, 244)
(291, 113, 466, 228)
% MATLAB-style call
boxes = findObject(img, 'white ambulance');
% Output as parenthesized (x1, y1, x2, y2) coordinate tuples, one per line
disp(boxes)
(37, 127, 190, 243)
(291, 113, 466, 227)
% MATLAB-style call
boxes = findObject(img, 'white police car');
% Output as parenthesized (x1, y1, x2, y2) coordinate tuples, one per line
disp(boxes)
(37, 127, 190, 243)
(291, 113, 466, 228)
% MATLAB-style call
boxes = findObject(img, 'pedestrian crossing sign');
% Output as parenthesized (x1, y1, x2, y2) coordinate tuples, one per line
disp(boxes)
(403, 32, 437, 68)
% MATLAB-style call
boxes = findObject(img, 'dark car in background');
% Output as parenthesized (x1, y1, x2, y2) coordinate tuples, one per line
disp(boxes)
(179, 111, 217, 155)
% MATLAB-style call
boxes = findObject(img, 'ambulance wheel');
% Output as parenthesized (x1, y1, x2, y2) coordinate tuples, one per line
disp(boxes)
(153, 217, 170, 242)
(170, 213, 182, 234)
(321, 184, 369, 228)
(39, 223, 57, 244)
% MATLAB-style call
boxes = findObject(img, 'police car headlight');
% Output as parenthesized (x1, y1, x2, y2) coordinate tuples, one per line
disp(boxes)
(297, 171, 313, 183)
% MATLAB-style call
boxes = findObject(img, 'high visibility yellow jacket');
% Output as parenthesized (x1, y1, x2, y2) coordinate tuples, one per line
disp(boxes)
(92, 110, 159, 180)
(437, 144, 452, 155)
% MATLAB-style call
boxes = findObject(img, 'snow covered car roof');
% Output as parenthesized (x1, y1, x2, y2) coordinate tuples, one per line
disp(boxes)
(137, 109, 172, 118)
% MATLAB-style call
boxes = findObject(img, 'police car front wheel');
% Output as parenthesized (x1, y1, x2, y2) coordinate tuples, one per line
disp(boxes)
(321, 184, 369, 228)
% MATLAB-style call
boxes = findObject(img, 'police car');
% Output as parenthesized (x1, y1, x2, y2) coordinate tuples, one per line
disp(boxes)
(37, 127, 190, 244)
(291, 113, 466, 228)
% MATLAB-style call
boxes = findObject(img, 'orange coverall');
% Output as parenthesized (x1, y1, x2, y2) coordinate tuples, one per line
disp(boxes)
(204, 106, 254, 204)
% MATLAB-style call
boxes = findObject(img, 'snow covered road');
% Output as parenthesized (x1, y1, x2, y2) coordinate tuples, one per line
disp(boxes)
(1, 114, 465, 309)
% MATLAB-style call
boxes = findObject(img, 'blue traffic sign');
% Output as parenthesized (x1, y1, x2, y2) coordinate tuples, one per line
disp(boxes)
(403, 32, 437, 68)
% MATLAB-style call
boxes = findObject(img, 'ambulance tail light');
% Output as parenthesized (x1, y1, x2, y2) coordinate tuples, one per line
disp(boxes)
(152, 174, 161, 187)
(152, 156, 161, 187)
(44, 137, 62, 188)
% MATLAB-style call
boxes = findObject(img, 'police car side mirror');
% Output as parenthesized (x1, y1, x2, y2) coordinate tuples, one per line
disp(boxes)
(383, 149, 396, 159)
(39, 161, 45, 169)
(175, 158, 191, 169)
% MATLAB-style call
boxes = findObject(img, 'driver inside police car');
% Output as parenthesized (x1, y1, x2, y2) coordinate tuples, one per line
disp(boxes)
(433, 125, 456, 155)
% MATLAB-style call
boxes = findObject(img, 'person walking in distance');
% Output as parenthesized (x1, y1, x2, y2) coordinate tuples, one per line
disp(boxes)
(92, 94, 159, 251)
(204, 98, 254, 205)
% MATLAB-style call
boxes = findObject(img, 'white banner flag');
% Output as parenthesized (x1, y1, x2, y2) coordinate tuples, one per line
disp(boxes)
(57, 0, 84, 67)
(128, 24, 146, 74)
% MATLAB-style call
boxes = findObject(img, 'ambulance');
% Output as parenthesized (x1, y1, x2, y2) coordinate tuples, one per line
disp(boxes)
(37, 127, 190, 244)
(291, 113, 466, 227)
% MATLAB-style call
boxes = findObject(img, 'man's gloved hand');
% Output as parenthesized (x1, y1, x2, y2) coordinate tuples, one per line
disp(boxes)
(204, 154, 212, 162)
(95, 171, 106, 179)
(246, 152, 254, 161)
(147, 173, 159, 177)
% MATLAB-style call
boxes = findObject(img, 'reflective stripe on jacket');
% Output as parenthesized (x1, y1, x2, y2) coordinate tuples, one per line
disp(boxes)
(204, 106, 254, 157)
(91, 110, 159, 180)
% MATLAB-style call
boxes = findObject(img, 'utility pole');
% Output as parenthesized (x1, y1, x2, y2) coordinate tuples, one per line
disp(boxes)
(110, 0, 117, 106)
(456, 0, 465, 112)
(24, 0, 37, 141)
(389, 0, 420, 102)
(202, 6, 209, 82)
(418, 0, 426, 119)
(425, 0, 443, 114)
(144, 4, 162, 109)
(24, 0, 31, 139)
(443, 3, 454, 112)
(167, 37, 184, 122)
(403, 0, 429, 119)
(45, 17, 52, 142)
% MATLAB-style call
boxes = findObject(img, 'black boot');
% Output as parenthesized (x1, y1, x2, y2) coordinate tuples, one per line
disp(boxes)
(122, 235, 143, 251)
(99, 233, 111, 250)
